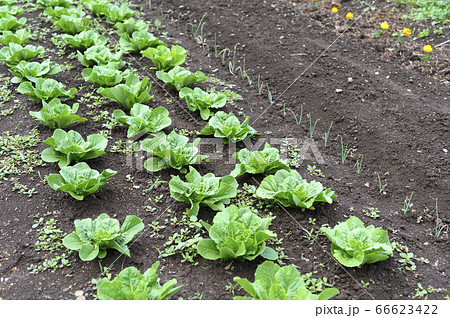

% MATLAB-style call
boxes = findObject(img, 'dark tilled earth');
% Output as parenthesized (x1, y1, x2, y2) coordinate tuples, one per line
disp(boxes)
(0, 0, 448, 300)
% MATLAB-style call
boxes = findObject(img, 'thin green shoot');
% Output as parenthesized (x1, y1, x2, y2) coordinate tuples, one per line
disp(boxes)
(257, 75, 263, 94)
(340, 135, 351, 164)
(232, 43, 239, 71)
(324, 121, 333, 147)
(402, 191, 414, 214)
(376, 172, 383, 194)
(288, 105, 303, 126)
(266, 84, 273, 104)
(307, 113, 319, 138)
(356, 155, 363, 174)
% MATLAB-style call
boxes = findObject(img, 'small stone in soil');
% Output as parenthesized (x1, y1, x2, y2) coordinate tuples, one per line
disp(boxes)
(74, 290, 84, 297)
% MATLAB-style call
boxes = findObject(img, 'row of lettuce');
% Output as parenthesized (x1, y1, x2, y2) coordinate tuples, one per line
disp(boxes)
(0, 0, 394, 300)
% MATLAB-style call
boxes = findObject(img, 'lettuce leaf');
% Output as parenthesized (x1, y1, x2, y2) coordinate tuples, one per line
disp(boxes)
(29, 98, 87, 129)
(9, 60, 62, 83)
(63, 213, 143, 260)
(82, 63, 130, 87)
(156, 66, 206, 91)
(169, 166, 238, 218)
(142, 45, 186, 71)
(96, 262, 181, 300)
(233, 261, 339, 300)
(46, 162, 116, 200)
(320, 216, 393, 267)
(114, 17, 148, 36)
(179, 87, 226, 120)
(256, 169, 336, 210)
(0, 29, 31, 46)
(119, 30, 166, 53)
(231, 143, 290, 177)
(41, 129, 107, 168)
(97, 73, 152, 109)
(200, 111, 257, 144)
(0, 43, 44, 67)
(61, 29, 107, 51)
(113, 104, 171, 138)
(140, 131, 207, 173)
(17, 78, 77, 101)
(197, 205, 277, 262)
(77, 45, 124, 68)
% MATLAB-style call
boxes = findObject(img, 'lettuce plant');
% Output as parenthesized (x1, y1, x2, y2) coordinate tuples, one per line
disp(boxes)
(119, 31, 166, 53)
(54, 15, 90, 35)
(41, 129, 107, 168)
(0, 5, 24, 16)
(233, 261, 340, 300)
(61, 30, 108, 51)
(113, 104, 171, 138)
(86, 0, 110, 17)
(82, 63, 130, 87)
(156, 66, 207, 91)
(17, 78, 77, 101)
(97, 73, 152, 109)
(37, 0, 72, 8)
(256, 169, 336, 211)
(179, 87, 226, 120)
(231, 143, 290, 177)
(197, 205, 278, 262)
(142, 45, 186, 71)
(43, 5, 84, 21)
(96, 262, 181, 300)
(77, 45, 124, 68)
(63, 213, 144, 261)
(0, 0, 17, 5)
(0, 43, 44, 67)
(102, 4, 135, 24)
(9, 60, 62, 83)
(140, 131, 207, 173)
(114, 17, 148, 36)
(169, 166, 238, 218)
(29, 98, 87, 129)
(200, 111, 257, 144)
(0, 29, 31, 45)
(320, 216, 393, 267)
(46, 162, 116, 200)
(0, 13, 26, 31)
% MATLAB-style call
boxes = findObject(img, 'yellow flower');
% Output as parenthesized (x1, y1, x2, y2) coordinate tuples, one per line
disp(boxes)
(402, 28, 411, 37)
(423, 45, 433, 53)
(346, 12, 354, 19)
(380, 22, 389, 30)
(332, 7, 338, 13)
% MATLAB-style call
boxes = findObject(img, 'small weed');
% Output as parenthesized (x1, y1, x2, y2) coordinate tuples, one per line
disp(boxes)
(393, 242, 429, 277)
(307, 165, 324, 178)
(28, 217, 72, 274)
(363, 206, 380, 219)
(413, 283, 447, 300)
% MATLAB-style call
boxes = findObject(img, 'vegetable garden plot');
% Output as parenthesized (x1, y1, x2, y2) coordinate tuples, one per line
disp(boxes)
(0, 0, 448, 300)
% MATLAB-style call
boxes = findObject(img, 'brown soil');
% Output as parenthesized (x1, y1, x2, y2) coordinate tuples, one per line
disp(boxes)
(0, 0, 448, 300)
